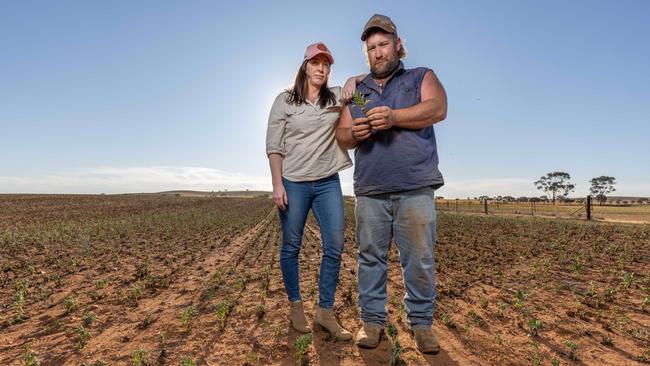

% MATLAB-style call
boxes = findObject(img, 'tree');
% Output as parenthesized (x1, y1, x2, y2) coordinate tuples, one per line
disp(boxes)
(589, 176, 616, 206)
(534, 172, 575, 205)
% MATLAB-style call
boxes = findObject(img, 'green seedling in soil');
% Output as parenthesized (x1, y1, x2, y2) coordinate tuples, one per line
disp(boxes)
(551, 357, 560, 366)
(21, 343, 40, 366)
(212, 268, 222, 286)
(387, 323, 403, 366)
(76, 325, 91, 349)
(64, 295, 77, 314)
(181, 305, 197, 330)
(235, 276, 245, 291)
(564, 340, 578, 360)
(82, 312, 97, 327)
(95, 279, 109, 289)
(621, 271, 634, 289)
(294, 333, 312, 366)
(497, 302, 507, 318)
(530, 340, 542, 366)
(215, 299, 235, 329)
(139, 312, 155, 330)
(441, 313, 457, 329)
(92, 361, 106, 366)
(14, 290, 26, 320)
(180, 356, 196, 366)
(130, 282, 144, 303)
(514, 289, 527, 310)
(601, 334, 613, 346)
(255, 303, 265, 320)
(527, 316, 544, 336)
(132, 348, 146, 366)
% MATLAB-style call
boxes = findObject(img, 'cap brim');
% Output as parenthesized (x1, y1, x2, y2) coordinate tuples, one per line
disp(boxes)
(306, 52, 334, 65)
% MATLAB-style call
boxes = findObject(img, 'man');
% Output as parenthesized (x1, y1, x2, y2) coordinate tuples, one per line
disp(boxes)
(336, 14, 447, 353)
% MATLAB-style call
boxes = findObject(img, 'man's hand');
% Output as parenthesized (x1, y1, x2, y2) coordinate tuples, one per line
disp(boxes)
(351, 117, 372, 142)
(273, 183, 288, 210)
(366, 106, 395, 131)
(342, 78, 357, 103)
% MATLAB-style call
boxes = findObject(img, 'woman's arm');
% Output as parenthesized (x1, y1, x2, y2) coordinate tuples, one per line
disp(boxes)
(341, 73, 368, 102)
(268, 153, 287, 210)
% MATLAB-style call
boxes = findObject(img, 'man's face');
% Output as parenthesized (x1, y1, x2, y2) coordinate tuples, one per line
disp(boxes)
(365, 31, 400, 78)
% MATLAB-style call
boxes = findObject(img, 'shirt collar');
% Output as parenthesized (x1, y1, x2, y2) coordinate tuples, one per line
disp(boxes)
(360, 61, 405, 93)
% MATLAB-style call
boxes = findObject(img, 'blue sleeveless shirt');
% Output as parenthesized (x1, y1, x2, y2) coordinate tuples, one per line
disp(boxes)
(349, 62, 444, 196)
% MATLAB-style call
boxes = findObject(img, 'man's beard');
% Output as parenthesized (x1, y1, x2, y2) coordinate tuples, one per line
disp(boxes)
(370, 56, 399, 79)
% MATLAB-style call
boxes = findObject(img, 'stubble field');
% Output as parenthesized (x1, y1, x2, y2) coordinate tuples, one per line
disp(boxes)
(1, 195, 649, 365)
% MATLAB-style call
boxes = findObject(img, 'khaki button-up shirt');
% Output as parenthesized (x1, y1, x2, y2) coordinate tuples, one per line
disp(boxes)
(266, 86, 352, 181)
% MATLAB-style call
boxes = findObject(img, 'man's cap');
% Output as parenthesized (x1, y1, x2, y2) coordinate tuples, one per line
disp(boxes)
(304, 42, 334, 64)
(361, 14, 397, 41)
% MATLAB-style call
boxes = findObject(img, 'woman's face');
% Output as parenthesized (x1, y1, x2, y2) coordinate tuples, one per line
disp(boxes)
(304, 55, 331, 88)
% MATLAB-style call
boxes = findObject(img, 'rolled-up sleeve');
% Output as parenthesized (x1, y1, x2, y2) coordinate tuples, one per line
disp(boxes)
(266, 92, 287, 157)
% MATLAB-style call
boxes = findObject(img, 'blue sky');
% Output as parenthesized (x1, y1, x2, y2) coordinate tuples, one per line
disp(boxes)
(1, 0, 648, 197)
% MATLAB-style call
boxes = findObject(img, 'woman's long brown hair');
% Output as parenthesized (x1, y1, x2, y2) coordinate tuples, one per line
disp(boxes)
(286, 60, 336, 108)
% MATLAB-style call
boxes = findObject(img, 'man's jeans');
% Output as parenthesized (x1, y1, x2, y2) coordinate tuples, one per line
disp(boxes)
(279, 174, 345, 309)
(356, 187, 437, 328)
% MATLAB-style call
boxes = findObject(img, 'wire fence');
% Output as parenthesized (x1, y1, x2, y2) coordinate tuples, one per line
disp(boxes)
(435, 196, 650, 223)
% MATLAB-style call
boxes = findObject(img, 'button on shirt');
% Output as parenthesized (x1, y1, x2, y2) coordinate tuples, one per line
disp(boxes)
(266, 86, 352, 182)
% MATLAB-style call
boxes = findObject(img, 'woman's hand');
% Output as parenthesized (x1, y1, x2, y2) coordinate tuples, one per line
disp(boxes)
(342, 77, 358, 103)
(273, 183, 288, 210)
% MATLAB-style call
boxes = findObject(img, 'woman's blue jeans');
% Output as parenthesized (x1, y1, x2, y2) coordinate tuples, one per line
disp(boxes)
(279, 173, 345, 309)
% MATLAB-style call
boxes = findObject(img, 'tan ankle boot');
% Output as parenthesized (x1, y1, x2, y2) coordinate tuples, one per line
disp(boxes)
(289, 301, 310, 333)
(355, 322, 383, 348)
(313, 307, 352, 341)
(411, 326, 440, 354)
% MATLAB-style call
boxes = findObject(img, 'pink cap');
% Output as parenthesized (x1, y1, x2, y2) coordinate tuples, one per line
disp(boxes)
(304, 42, 334, 65)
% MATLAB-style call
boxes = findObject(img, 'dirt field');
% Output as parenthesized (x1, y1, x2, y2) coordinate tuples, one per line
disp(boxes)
(1, 195, 649, 365)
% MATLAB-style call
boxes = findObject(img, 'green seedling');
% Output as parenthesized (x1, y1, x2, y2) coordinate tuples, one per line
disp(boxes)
(76, 325, 91, 349)
(294, 333, 312, 366)
(351, 91, 371, 114)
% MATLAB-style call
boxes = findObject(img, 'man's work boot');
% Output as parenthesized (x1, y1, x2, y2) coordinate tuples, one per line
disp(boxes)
(411, 326, 440, 354)
(289, 301, 310, 333)
(355, 322, 383, 348)
(313, 307, 352, 341)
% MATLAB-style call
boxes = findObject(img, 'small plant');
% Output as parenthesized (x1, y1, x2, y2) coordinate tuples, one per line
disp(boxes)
(497, 302, 507, 318)
(235, 276, 245, 291)
(139, 312, 155, 330)
(83, 312, 97, 327)
(211, 268, 222, 286)
(255, 303, 265, 320)
(564, 340, 578, 360)
(514, 289, 527, 309)
(132, 348, 146, 366)
(64, 295, 77, 314)
(527, 316, 544, 336)
(215, 299, 235, 329)
(76, 325, 91, 349)
(181, 305, 197, 330)
(621, 271, 634, 289)
(387, 323, 402, 366)
(130, 282, 144, 303)
(21, 343, 40, 366)
(601, 334, 613, 346)
(351, 91, 371, 114)
(95, 279, 109, 289)
(551, 357, 560, 366)
(180, 356, 196, 366)
(294, 333, 312, 366)
(441, 312, 456, 329)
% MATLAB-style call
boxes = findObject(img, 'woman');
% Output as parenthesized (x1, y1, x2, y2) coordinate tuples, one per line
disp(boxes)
(265, 42, 359, 340)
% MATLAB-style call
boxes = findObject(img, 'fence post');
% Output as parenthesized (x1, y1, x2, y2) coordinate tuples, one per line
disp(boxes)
(531, 201, 534, 216)
(587, 195, 592, 220)
(447, 200, 450, 209)
(484, 199, 488, 214)
(455, 199, 459, 213)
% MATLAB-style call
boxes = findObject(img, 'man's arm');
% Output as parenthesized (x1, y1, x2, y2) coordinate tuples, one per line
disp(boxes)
(335, 104, 371, 149)
(366, 70, 447, 131)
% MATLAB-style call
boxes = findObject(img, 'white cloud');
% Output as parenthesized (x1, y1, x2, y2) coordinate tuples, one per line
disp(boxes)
(0, 166, 272, 194)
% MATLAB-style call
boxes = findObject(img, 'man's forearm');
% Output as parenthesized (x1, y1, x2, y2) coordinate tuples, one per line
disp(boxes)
(393, 98, 447, 130)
